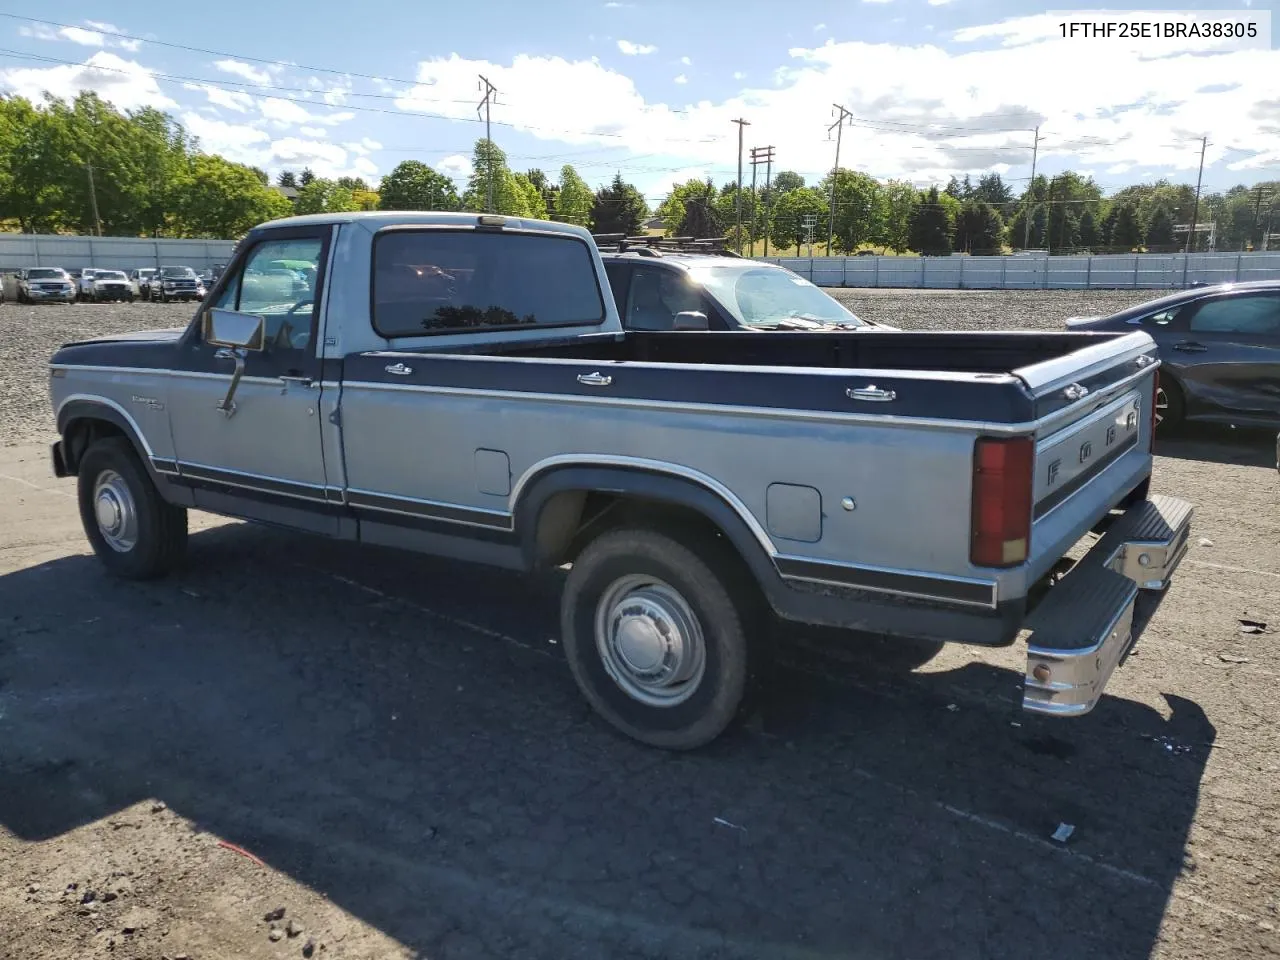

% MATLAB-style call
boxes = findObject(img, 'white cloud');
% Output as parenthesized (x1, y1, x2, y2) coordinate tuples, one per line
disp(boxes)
(0, 51, 174, 111)
(60, 26, 105, 46)
(183, 83, 255, 113)
(344, 138, 383, 155)
(861, 0, 895, 5)
(214, 59, 272, 85)
(181, 112, 378, 179)
(680, 56, 692, 65)
(673, 74, 687, 84)
(616, 40, 657, 55)
(258, 96, 355, 128)
(300, 125, 327, 137)
(19, 20, 140, 51)
(389, 33, 1280, 192)
(733, 71, 746, 80)
(814, 23, 827, 31)
(437, 154, 472, 178)
(927, 0, 954, 5)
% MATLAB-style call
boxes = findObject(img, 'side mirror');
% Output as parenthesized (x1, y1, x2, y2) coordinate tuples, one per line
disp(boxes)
(204, 308, 266, 351)
(673, 310, 709, 331)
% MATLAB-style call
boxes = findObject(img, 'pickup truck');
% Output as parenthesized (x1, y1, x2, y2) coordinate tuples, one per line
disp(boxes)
(48, 211, 1194, 750)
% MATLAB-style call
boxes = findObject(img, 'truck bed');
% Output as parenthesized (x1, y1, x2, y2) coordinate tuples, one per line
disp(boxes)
(350, 328, 1154, 427)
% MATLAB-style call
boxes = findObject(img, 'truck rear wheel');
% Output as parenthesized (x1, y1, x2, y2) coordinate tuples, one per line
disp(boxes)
(77, 437, 187, 579)
(560, 527, 754, 750)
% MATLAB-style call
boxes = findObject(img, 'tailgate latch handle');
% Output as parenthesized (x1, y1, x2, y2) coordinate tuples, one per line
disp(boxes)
(846, 384, 896, 403)
(1063, 383, 1090, 402)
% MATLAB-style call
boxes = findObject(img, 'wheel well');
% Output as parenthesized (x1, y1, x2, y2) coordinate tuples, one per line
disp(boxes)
(62, 417, 131, 475)
(531, 489, 763, 600)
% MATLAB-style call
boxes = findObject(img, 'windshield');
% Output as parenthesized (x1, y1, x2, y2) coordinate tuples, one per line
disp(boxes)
(690, 265, 864, 327)
(162, 267, 195, 278)
(28, 269, 66, 280)
(97, 271, 127, 281)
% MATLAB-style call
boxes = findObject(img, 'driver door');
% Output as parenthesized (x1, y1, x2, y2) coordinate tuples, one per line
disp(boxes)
(165, 225, 334, 526)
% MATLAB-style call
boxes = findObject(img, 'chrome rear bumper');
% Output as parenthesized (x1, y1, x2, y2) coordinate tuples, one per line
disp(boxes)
(1022, 494, 1194, 717)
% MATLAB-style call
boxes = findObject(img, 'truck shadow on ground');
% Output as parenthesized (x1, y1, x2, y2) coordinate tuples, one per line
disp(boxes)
(1155, 423, 1276, 468)
(0, 523, 1215, 960)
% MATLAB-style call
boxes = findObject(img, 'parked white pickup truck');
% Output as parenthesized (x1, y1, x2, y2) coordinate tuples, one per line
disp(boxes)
(48, 212, 1193, 749)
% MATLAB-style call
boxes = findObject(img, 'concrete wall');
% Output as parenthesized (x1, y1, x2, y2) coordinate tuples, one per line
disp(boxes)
(0, 234, 236, 273)
(761, 251, 1280, 289)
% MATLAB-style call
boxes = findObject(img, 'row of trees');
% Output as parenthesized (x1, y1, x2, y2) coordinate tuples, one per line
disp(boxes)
(3, 90, 1277, 254)
(656, 169, 1280, 256)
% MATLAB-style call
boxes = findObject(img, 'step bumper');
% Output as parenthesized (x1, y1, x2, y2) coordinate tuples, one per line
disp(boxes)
(1022, 495, 1194, 717)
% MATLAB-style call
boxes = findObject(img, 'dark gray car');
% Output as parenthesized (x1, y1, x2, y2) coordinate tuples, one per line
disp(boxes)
(1064, 281, 1280, 429)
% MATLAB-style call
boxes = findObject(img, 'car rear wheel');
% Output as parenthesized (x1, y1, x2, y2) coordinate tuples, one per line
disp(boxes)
(560, 527, 758, 750)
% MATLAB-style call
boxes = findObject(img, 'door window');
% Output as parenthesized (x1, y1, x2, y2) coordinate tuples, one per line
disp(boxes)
(1188, 295, 1280, 336)
(624, 267, 706, 330)
(212, 238, 324, 351)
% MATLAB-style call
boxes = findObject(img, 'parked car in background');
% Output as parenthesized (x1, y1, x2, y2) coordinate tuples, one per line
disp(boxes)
(84, 269, 134, 302)
(131, 268, 158, 300)
(75, 268, 100, 300)
(600, 245, 895, 332)
(17, 267, 76, 303)
(150, 265, 203, 303)
(1065, 280, 1280, 429)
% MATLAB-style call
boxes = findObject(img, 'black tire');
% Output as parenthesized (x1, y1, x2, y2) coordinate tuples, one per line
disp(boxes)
(77, 437, 187, 579)
(561, 527, 757, 750)
(1156, 378, 1185, 430)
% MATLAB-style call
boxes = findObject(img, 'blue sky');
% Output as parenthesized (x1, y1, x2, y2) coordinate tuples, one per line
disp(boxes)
(1, 0, 1277, 204)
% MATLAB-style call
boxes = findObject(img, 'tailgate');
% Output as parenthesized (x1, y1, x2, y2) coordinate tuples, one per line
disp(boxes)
(1014, 331, 1159, 567)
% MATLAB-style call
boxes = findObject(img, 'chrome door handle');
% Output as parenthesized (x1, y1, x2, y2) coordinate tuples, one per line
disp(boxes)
(279, 375, 315, 387)
(846, 384, 896, 402)
(384, 362, 413, 376)
(1063, 382, 1090, 401)
(214, 347, 240, 361)
(577, 372, 613, 387)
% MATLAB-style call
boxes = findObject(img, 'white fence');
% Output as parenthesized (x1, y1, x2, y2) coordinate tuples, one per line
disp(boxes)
(762, 252, 1280, 290)
(0, 234, 237, 272)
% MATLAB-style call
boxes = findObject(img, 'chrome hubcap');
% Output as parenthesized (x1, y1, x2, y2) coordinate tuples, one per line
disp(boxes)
(595, 575, 706, 707)
(1154, 387, 1168, 426)
(93, 470, 138, 552)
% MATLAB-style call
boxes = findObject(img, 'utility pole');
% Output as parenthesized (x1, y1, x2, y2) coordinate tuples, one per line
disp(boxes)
(1186, 135, 1208, 254)
(1023, 125, 1043, 250)
(1045, 178, 1055, 255)
(85, 163, 102, 237)
(748, 147, 761, 256)
(802, 213, 819, 256)
(477, 74, 498, 213)
(763, 146, 777, 257)
(749, 146, 775, 256)
(731, 118, 750, 255)
(826, 104, 852, 257)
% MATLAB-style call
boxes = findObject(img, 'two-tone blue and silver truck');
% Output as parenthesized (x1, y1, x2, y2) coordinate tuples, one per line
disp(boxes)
(48, 212, 1193, 749)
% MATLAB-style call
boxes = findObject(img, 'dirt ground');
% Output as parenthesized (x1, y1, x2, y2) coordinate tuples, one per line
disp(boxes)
(1, 293, 1278, 960)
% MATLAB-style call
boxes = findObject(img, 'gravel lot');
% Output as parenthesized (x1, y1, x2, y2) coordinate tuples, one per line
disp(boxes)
(1, 293, 1278, 960)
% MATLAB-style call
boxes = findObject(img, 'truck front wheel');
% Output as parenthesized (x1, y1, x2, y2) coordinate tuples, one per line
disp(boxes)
(561, 527, 754, 750)
(77, 437, 187, 579)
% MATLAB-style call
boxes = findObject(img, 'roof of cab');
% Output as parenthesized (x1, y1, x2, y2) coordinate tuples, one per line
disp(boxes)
(253, 210, 593, 239)
(599, 250, 783, 272)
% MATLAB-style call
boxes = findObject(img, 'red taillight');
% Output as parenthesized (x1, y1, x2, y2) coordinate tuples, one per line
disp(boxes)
(1149, 370, 1159, 449)
(970, 436, 1034, 567)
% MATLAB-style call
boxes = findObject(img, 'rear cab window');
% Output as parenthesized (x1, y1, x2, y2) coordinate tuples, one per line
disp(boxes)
(372, 228, 606, 337)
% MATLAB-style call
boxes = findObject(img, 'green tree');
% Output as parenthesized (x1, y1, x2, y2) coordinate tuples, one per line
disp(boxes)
(1078, 208, 1101, 250)
(169, 154, 293, 237)
(954, 199, 1003, 254)
(277, 170, 298, 188)
(463, 139, 526, 215)
(909, 186, 955, 255)
(555, 164, 594, 226)
(335, 176, 369, 192)
(590, 173, 648, 235)
(378, 160, 460, 211)
(294, 177, 360, 215)
(821, 169, 884, 253)
(973, 172, 1014, 212)
(770, 171, 805, 194)
(512, 172, 548, 219)
(877, 179, 916, 254)
(770, 186, 828, 251)
(1146, 205, 1176, 249)
(665, 179, 722, 239)
(1109, 202, 1143, 249)
(299, 168, 316, 187)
